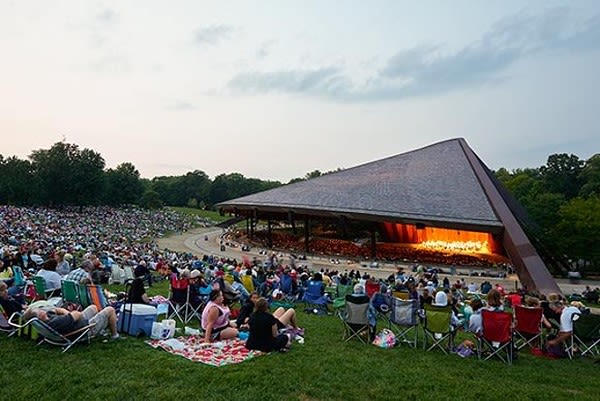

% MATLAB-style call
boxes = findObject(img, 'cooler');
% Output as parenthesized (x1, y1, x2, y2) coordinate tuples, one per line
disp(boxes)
(118, 304, 157, 336)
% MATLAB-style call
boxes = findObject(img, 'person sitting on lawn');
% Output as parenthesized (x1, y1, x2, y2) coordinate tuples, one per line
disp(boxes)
(545, 300, 581, 357)
(486, 289, 503, 311)
(201, 289, 239, 343)
(35, 259, 62, 296)
(467, 298, 484, 335)
(127, 265, 154, 305)
(0, 281, 27, 316)
(236, 291, 260, 329)
(245, 297, 292, 353)
(23, 304, 120, 340)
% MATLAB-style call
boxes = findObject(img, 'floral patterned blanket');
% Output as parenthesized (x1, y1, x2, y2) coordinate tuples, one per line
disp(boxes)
(146, 336, 263, 366)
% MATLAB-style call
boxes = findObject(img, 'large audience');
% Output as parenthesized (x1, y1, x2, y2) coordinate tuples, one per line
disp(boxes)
(1, 206, 598, 360)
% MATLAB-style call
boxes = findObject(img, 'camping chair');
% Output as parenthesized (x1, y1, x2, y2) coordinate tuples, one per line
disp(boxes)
(123, 266, 135, 282)
(78, 283, 91, 308)
(392, 291, 409, 300)
(240, 274, 255, 293)
(422, 304, 455, 354)
(12, 265, 27, 288)
(342, 294, 371, 343)
(26, 317, 96, 353)
(61, 280, 81, 305)
(302, 280, 329, 314)
(365, 281, 381, 299)
(479, 310, 514, 364)
(0, 306, 20, 337)
(109, 264, 126, 285)
(568, 313, 600, 358)
(278, 273, 297, 304)
(32, 276, 60, 300)
(87, 284, 109, 311)
(168, 277, 192, 324)
(333, 284, 354, 319)
(513, 305, 543, 350)
(387, 297, 419, 348)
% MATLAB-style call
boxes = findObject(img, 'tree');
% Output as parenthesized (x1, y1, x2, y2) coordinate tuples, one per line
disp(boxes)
(556, 196, 600, 272)
(105, 162, 144, 205)
(0, 156, 37, 204)
(539, 153, 584, 199)
(579, 154, 600, 198)
(139, 189, 163, 209)
(29, 142, 106, 206)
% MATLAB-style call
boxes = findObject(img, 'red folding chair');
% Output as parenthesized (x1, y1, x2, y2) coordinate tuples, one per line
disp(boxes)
(479, 310, 514, 364)
(514, 305, 543, 350)
(168, 277, 191, 323)
(365, 281, 381, 299)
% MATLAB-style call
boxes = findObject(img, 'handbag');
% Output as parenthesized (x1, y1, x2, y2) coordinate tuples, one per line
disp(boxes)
(372, 329, 396, 349)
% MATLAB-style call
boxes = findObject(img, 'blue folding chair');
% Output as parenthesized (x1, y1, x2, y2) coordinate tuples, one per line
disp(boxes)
(302, 280, 329, 314)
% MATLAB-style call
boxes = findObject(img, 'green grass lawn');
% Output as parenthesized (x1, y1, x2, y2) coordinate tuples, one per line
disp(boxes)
(167, 206, 230, 223)
(3, 279, 600, 401)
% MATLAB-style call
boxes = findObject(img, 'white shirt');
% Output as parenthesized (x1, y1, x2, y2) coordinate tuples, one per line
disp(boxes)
(36, 269, 62, 291)
(559, 306, 581, 333)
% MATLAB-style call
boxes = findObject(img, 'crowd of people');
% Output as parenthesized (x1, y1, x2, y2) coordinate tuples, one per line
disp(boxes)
(1, 206, 597, 359)
(245, 230, 504, 268)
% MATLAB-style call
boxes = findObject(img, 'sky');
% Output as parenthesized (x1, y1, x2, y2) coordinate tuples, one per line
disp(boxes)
(1, 1, 599, 182)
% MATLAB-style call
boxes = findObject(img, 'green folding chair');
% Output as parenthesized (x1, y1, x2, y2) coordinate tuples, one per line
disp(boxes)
(423, 304, 455, 353)
(61, 280, 81, 305)
(32, 276, 49, 300)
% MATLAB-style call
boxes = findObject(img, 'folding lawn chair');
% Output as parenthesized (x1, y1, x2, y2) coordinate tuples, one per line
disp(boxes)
(278, 273, 297, 304)
(78, 284, 91, 308)
(32, 276, 60, 300)
(365, 280, 381, 299)
(513, 305, 543, 350)
(568, 313, 600, 358)
(87, 284, 108, 310)
(332, 284, 353, 319)
(61, 280, 81, 306)
(27, 317, 96, 353)
(392, 291, 409, 300)
(342, 294, 371, 343)
(302, 280, 329, 314)
(479, 310, 514, 365)
(422, 304, 455, 354)
(123, 266, 135, 282)
(0, 306, 19, 337)
(109, 264, 126, 285)
(387, 297, 419, 348)
(168, 277, 192, 324)
(240, 274, 255, 293)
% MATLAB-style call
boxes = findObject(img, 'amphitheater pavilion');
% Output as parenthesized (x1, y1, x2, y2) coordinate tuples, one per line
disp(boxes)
(217, 138, 560, 295)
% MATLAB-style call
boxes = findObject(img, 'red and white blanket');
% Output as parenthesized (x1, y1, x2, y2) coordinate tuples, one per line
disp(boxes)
(146, 336, 263, 366)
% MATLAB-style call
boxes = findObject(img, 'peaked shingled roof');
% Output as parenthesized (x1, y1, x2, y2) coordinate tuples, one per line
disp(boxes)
(218, 138, 561, 295)
(219, 138, 502, 231)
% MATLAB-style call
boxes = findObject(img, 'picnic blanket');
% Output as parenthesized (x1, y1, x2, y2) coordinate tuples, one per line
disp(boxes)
(147, 336, 263, 366)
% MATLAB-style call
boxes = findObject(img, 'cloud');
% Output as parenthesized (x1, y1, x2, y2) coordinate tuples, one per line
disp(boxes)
(194, 25, 234, 45)
(97, 8, 117, 25)
(227, 8, 600, 102)
(256, 40, 276, 59)
(166, 100, 196, 111)
(228, 67, 350, 96)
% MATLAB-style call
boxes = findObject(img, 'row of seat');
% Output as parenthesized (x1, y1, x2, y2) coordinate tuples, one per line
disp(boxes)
(338, 293, 600, 365)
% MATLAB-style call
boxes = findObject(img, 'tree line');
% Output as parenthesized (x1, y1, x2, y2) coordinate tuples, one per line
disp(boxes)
(1, 142, 599, 273)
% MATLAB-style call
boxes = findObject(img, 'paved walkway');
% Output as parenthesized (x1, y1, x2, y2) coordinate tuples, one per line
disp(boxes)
(157, 227, 598, 296)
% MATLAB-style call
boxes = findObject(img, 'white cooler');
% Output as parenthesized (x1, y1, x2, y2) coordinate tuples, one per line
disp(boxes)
(118, 304, 157, 337)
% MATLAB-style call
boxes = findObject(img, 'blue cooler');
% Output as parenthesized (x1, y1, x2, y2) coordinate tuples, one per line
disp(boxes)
(118, 304, 157, 336)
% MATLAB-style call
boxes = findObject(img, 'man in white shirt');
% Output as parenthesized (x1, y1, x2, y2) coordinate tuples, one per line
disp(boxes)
(546, 301, 580, 349)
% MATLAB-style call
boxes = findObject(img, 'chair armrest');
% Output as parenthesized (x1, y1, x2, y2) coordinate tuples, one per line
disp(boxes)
(64, 322, 97, 338)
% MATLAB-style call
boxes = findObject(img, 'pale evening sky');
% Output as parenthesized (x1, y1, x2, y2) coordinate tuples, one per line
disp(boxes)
(1, 1, 599, 182)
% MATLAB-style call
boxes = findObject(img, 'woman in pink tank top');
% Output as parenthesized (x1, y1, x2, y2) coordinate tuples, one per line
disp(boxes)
(201, 289, 239, 343)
